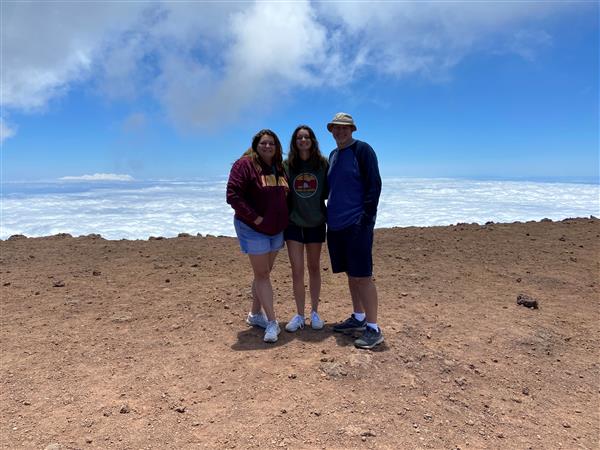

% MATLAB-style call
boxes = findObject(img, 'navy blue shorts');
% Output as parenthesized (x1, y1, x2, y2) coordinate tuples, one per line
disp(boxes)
(327, 218, 374, 277)
(284, 222, 326, 244)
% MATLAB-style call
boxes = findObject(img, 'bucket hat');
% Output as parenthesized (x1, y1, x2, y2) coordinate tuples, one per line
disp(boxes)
(327, 112, 357, 132)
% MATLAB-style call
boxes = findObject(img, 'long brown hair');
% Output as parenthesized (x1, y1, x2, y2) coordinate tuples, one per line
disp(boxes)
(287, 125, 327, 171)
(242, 129, 284, 173)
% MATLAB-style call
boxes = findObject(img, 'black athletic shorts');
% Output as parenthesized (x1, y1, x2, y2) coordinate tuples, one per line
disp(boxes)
(327, 215, 374, 277)
(284, 222, 326, 244)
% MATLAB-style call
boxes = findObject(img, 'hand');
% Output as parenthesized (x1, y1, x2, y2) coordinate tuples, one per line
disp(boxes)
(254, 216, 264, 225)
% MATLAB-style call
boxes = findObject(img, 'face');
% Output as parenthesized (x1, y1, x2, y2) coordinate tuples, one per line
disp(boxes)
(295, 128, 312, 161)
(256, 134, 276, 163)
(330, 124, 354, 148)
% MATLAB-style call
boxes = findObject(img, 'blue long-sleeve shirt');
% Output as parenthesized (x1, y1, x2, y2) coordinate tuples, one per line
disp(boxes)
(327, 139, 382, 231)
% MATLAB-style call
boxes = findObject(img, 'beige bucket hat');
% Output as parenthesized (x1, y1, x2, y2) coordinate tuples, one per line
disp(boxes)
(327, 112, 357, 132)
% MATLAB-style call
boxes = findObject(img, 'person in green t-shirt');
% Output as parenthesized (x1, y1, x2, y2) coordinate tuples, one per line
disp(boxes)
(283, 125, 329, 333)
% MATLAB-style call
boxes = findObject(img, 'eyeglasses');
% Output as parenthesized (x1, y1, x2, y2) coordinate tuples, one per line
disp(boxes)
(296, 136, 312, 141)
(258, 142, 276, 148)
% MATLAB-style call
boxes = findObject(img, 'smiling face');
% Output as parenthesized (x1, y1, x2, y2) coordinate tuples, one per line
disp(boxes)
(294, 128, 313, 161)
(256, 134, 276, 165)
(330, 124, 354, 149)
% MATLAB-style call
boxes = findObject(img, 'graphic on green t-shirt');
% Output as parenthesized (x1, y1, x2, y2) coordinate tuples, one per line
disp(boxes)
(293, 173, 318, 198)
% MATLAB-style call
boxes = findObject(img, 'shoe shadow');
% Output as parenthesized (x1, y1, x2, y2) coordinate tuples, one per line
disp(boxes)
(330, 329, 390, 352)
(231, 325, 389, 352)
(286, 323, 335, 344)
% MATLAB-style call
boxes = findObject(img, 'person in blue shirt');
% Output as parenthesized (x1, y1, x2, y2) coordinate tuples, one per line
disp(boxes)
(326, 112, 383, 349)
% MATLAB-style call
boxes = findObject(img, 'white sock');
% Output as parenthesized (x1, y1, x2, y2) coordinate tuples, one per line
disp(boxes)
(354, 312, 366, 321)
(367, 322, 379, 332)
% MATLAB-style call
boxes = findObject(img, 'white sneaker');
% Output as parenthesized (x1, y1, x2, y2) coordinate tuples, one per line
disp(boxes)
(246, 312, 268, 329)
(311, 311, 324, 330)
(285, 314, 305, 332)
(264, 320, 281, 343)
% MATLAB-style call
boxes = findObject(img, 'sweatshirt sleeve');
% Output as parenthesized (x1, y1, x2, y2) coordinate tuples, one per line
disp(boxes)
(355, 142, 382, 218)
(226, 158, 259, 224)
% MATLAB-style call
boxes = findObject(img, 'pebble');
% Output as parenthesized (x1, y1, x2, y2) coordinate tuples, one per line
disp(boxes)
(45, 445, 62, 450)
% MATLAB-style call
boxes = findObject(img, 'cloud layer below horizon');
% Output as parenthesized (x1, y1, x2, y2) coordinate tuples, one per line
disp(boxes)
(1, 1, 584, 137)
(2, 178, 598, 240)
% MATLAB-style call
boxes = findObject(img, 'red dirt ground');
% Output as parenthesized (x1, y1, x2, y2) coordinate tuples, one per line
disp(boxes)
(1, 218, 599, 449)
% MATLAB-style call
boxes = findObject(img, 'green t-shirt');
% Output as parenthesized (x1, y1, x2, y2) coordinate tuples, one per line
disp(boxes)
(284, 159, 328, 228)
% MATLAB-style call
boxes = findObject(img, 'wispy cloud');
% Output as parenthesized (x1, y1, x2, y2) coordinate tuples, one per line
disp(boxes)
(0, 118, 17, 143)
(59, 173, 135, 182)
(1, 1, 589, 129)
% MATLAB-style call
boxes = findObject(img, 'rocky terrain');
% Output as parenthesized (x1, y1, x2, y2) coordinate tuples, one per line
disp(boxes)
(1, 218, 599, 449)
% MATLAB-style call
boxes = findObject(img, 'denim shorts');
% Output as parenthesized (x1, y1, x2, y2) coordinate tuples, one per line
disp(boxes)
(234, 218, 284, 255)
(327, 217, 374, 277)
(284, 222, 326, 244)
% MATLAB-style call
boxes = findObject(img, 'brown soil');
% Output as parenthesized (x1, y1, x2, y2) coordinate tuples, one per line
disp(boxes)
(1, 218, 599, 449)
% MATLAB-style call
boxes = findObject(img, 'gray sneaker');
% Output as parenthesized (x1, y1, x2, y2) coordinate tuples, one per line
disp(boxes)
(310, 311, 324, 330)
(246, 312, 268, 329)
(332, 314, 366, 333)
(285, 314, 305, 332)
(354, 326, 384, 349)
(264, 320, 281, 343)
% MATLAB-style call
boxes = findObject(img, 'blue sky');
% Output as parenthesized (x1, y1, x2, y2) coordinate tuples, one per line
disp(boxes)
(1, 1, 598, 182)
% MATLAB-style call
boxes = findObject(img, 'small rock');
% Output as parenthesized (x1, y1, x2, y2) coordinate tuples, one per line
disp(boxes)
(424, 413, 433, 421)
(516, 294, 538, 309)
(92, 271, 101, 276)
(522, 387, 529, 395)
(53, 280, 65, 288)
(288, 373, 297, 379)
(119, 404, 130, 414)
(174, 406, 186, 413)
(85, 438, 93, 444)
(562, 422, 571, 428)
(44, 444, 62, 450)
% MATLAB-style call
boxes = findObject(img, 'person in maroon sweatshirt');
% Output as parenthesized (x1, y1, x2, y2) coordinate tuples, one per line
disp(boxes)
(226, 129, 289, 343)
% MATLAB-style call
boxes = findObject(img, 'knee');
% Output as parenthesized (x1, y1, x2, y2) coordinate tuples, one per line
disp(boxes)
(349, 276, 371, 287)
(253, 268, 271, 281)
(307, 262, 320, 276)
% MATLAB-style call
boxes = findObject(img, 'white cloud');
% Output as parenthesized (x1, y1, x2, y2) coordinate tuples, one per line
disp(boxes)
(1, 1, 590, 128)
(59, 173, 135, 182)
(0, 118, 17, 143)
(122, 113, 147, 132)
(1, 2, 146, 111)
(1, 178, 598, 239)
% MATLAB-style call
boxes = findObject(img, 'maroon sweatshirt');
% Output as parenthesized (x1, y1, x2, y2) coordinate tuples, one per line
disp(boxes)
(226, 156, 289, 236)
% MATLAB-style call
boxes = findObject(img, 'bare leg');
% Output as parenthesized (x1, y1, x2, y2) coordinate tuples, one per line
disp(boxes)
(348, 276, 365, 314)
(349, 276, 378, 323)
(306, 243, 322, 312)
(248, 252, 278, 321)
(251, 280, 261, 314)
(286, 240, 306, 316)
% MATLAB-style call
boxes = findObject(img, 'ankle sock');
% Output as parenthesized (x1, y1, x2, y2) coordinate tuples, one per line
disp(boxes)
(354, 312, 366, 321)
(366, 322, 379, 332)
